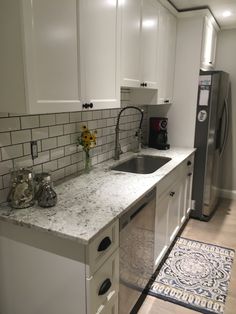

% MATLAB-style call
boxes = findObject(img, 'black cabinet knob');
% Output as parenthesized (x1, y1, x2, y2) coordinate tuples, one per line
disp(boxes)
(82, 103, 89, 109)
(188, 172, 192, 177)
(164, 99, 169, 103)
(89, 102, 93, 108)
(140, 83, 144, 87)
(144, 82, 147, 87)
(98, 278, 112, 296)
(97, 237, 112, 252)
(187, 160, 192, 166)
(170, 191, 175, 197)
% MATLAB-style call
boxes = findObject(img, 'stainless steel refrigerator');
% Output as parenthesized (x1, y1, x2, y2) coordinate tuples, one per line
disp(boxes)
(191, 70, 230, 220)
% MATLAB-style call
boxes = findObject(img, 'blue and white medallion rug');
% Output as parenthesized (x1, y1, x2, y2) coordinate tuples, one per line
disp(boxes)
(149, 237, 235, 314)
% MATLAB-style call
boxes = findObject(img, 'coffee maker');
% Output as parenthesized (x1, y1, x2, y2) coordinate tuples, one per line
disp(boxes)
(149, 117, 170, 150)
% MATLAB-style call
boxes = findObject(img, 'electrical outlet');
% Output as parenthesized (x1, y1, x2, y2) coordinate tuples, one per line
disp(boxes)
(31, 141, 38, 160)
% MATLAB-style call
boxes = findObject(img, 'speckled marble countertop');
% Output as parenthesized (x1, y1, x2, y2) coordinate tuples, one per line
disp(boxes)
(0, 147, 195, 245)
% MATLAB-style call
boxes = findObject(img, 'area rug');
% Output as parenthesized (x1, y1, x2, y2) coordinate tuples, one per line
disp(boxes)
(148, 237, 235, 314)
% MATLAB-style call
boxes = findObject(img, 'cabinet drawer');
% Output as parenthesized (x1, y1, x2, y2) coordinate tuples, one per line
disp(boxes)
(87, 249, 119, 314)
(185, 154, 194, 175)
(86, 221, 119, 275)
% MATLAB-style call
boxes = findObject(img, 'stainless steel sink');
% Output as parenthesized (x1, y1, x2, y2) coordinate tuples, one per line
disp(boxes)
(111, 155, 171, 174)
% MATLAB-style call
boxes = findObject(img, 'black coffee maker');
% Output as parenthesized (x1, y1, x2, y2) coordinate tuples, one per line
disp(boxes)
(149, 117, 170, 150)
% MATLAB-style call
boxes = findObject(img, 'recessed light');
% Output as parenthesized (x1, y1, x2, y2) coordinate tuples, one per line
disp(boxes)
(222, 10, 232, 17)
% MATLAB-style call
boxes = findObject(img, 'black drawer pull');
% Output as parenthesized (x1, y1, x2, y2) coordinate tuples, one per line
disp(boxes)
(89, 102, 93, 108)
(98, 278, 111, 296)
(164, 99, 169, 103)
(187, 160, 192, 166)
(188, 172, 192, 177)
(144, 82, 147, 87)
(97, 237, 111, 252)
(170, 191, 175, 197)
(140, 83, 144, 87)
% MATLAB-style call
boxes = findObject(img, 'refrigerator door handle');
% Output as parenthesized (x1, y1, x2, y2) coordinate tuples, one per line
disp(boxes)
(220, 98, 229, 157)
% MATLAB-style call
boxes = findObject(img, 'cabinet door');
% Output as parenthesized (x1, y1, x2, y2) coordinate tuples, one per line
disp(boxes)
(157, 7, 176, 104)
(80, 0, 121, 109)
(167, 182, 181, 244)
(120, 0, 142, 88)
(154, 191, 169, 268)
(22, 0, 82, 113)
(141, 0, 159, 89)
(201, 17, 217, 70)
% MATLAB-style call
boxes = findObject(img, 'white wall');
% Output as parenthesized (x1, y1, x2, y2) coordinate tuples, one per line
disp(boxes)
(215, 29, 236, 195)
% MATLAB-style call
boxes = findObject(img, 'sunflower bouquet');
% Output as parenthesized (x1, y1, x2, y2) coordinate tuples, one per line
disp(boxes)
(77, 125, 97, 172)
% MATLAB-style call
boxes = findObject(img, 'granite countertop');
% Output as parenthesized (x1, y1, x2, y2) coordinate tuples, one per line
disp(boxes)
(0, 147, 195, 245)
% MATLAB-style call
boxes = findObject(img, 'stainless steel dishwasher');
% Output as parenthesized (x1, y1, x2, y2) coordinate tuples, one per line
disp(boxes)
(119, 189, 156, 314)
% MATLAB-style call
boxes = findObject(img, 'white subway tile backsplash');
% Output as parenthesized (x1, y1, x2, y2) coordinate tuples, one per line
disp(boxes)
(49, 125, 63, 137)
(21, 115, 39, 129)
(0, 160, 13, 176)
(64, 123, 77, 135)
(65, 144, 77, 156)
(50, 147, 65, 160)
(33, 151, 50, 165)
(56, 113, 69, 125)
(2, 144, 23, 160)
(69, 112, 81, 123)
(40, 114, 56, 127)
(43, 160, 58, 173)
(65, 164, 77, 177)
(0, 189, 8, 203)
(32, 127, 49, 140)
(0, 117, 20, 132)
(70, 133, 78, 144)
(42, 137, 57, 151)
(58, 156, 71, 169)
(14, 155, 33, 168)
(82, 111, 93, 121)
(11, 130, 31, 144)
(92, 111, 102, 120)
(58, 135, 70, 147)
(0, 133, 11, 147)
(88, 120, 98, 130)
(97, 119, 107, 128)
(3, 174, 11, 188)
(102, 110, 110, 119)
(52, 168, 65, 182)
(71, 152, 83, 164)
(0, 89, 148, 203)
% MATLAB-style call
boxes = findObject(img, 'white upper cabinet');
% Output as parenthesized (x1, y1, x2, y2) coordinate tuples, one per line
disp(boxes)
(157, 7, 177, 104)
(79, 0, 121, 110)
(120, 0, 159, 89)
(0, 0, 82, 114)
(201, 16, 218, 70)
(0, 0, 120, 114)
(120, 0, 142, 88)
(141, 0, 159, 89)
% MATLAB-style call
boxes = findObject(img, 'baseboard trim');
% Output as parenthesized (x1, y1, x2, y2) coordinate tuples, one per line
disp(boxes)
(219, 188, 236, 200)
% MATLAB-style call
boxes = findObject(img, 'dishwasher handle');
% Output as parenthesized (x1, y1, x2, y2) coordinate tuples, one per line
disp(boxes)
(130, 202, 148, 220)
(120, 188, 156, 231)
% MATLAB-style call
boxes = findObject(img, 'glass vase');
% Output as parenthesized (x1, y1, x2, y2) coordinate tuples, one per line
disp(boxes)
(84, 151, 91, 173)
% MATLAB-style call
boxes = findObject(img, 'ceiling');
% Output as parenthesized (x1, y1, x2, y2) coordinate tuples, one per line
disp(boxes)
(169, 0, 236, 29)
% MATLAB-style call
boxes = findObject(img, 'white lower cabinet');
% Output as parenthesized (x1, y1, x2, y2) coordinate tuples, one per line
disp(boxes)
(154, 154, 194, 268)
(0, 220, 119, 314)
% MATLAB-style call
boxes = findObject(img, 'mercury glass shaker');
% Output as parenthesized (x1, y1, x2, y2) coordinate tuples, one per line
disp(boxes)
(36, 173, 57, 208)
(8, 168, 35, 209)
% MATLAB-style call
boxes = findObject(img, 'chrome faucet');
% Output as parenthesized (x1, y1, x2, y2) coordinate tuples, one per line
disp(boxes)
(114, 106, 144, 160)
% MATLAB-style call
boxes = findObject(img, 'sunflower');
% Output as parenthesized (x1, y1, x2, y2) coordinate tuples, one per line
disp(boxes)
(77, 125, 97, 153)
